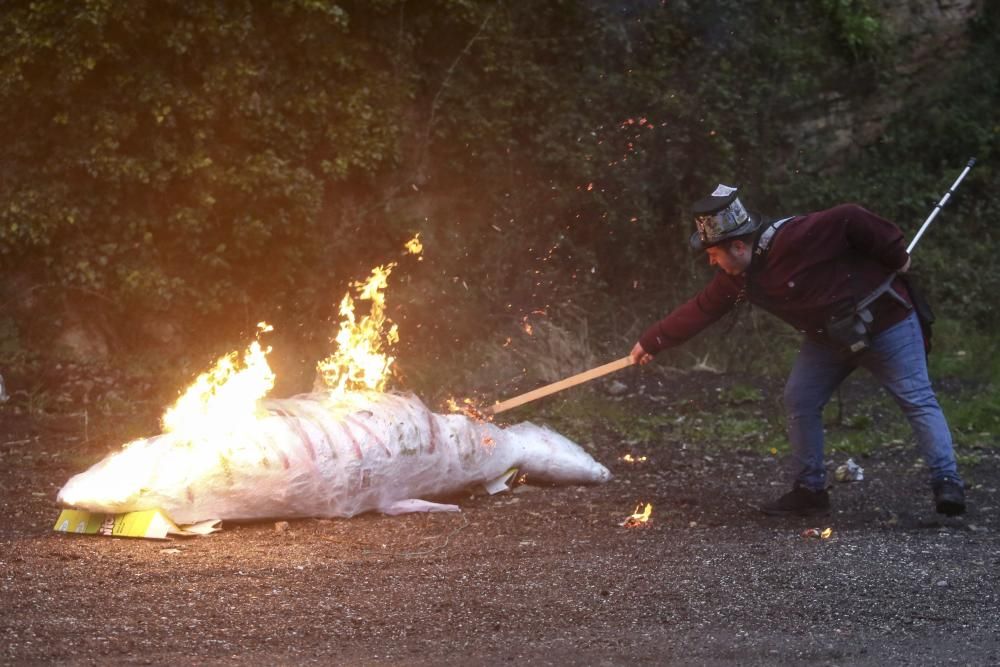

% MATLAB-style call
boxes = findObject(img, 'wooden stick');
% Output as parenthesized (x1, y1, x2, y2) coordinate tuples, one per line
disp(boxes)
(488, 356, 634, 415)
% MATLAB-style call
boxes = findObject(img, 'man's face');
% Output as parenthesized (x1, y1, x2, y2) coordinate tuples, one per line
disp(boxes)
(706, 241, 750, 276)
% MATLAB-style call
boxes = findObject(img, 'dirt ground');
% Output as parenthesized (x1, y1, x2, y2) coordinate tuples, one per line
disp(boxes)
(1, 364, 999, 666)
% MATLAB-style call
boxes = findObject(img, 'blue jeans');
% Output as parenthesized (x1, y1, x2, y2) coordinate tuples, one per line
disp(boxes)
(783, 311, 962, 491)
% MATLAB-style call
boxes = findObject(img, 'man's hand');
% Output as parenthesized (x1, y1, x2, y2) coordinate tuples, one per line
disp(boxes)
(630, 342, 653, 365)
(899, 257, 911, 273)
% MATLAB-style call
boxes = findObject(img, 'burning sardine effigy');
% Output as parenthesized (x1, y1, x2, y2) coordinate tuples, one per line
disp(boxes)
(56, 390, 611, 524)
(57, 237, 610, 524)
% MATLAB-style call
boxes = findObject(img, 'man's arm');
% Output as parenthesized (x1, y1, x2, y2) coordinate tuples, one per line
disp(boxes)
(632, 272, 743, 359)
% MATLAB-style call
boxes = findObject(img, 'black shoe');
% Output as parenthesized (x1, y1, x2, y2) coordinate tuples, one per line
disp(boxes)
(933, 479, 966, 516)
(760, 485, 830, 517)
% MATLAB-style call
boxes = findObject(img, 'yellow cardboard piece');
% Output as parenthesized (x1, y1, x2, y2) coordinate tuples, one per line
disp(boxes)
(53, 509, 220, 539)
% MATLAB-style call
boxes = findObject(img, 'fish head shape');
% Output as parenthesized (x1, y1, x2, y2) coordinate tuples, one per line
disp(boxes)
(56, 434, 186, 514)
(504, 422, 611, 485)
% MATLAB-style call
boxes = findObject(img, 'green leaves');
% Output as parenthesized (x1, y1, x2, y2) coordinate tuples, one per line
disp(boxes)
(818, 0, 888, 61)
(0, 0, 996, 386)
(1, 1, 407, 325)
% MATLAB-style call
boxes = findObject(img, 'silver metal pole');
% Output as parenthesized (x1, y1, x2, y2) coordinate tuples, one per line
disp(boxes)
(907, 158, 976, 254)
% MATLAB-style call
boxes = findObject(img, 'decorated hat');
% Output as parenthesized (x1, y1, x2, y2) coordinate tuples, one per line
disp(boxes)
(689, 184, 762, 251)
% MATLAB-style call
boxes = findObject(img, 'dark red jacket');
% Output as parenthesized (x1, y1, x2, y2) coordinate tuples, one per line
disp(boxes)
(638, 204, 913, 354)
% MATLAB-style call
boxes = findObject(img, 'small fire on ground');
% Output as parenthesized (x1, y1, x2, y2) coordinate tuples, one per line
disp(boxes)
(801, 527, 833, 539)
(621, 502, 652, 528)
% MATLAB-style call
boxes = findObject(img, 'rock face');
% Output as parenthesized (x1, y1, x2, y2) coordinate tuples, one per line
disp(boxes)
(0, 274, 116, 363)
(784, 0, 981, 175)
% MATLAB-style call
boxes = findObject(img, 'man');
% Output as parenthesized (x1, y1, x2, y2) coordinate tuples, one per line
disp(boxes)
(630, 184, 965, 517)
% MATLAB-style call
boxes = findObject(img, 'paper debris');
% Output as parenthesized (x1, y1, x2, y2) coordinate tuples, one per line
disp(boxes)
(835, 458, 864, 482)
(483, 467, 519, 495)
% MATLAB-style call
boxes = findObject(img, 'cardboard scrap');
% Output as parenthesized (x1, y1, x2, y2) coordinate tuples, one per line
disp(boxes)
(53, 509, 220, 540)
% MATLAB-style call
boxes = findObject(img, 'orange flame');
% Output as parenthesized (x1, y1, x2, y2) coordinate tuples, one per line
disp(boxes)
(404, 233, 423, 257)
(315, 235, 421, 397)
(622, 502, 652, 528)
(801, 527, 834, 539)
(102, 237, 423, 485)
(161, 322, 275, 439)
(315, 264, 398, 395)
(153, 233, 420, 449)
(445, 396, 492, 422)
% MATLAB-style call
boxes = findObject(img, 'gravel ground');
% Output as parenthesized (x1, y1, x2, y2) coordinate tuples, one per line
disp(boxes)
(1, 369, 998, 666)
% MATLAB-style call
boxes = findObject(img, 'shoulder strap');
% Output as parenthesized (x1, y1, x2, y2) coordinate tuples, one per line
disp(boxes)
(753, 216, 793, 260)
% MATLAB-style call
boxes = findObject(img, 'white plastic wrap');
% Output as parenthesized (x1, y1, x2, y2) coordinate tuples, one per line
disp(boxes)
(57, 391, 611, 524)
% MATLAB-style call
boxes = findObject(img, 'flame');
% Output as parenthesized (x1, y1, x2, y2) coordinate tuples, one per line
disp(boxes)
(622, 454, 647, 463)
(801, 527, 834, 539)
(71, 237, 425, 503)
(102, 233, 420, 483)
(404, 233, 423, 256)
(165, 233, 419, 432)
(315, 264, 398, 395)
(75, 323, 279, 503)
(161, 323, 275, 439)
(315, 234, 420, 397)
(622, 502, 652, 528)
(445, 396, 492, 422)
